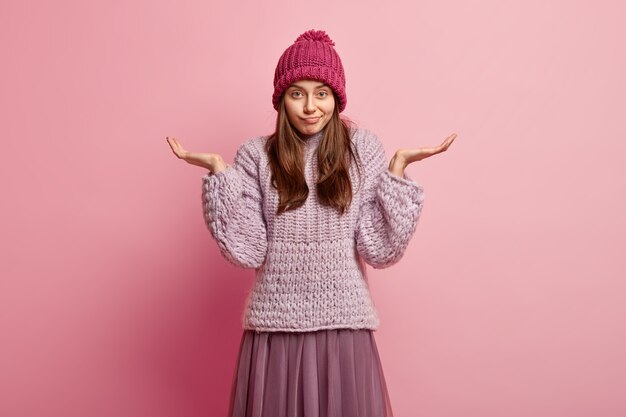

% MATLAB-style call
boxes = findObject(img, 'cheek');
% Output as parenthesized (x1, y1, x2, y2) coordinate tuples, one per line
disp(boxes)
(323, 102, 335, 114)
(284, 101, 297, 119)
(323, 96, 336, 112)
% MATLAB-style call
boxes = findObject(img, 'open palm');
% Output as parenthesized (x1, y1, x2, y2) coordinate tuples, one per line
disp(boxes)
(389, 133, 457, 172)
(166, 136, 227, 173)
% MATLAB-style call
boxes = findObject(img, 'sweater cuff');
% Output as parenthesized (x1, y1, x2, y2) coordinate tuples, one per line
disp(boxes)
(202, 166, 244, 220)
(378, 169, 425, 211)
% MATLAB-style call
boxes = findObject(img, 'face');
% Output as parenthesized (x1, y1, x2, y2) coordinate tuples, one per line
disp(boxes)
(283, 79, 336, 136)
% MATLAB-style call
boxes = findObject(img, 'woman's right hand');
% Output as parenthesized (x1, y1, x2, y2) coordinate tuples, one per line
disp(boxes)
(166, 136, 228, 174)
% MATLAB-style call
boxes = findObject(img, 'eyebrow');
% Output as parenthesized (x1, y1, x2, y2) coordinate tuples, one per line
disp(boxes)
(288, 83, 330, 90)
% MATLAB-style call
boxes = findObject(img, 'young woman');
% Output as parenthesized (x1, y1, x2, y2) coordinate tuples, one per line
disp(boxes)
(167, 29, 456, 417)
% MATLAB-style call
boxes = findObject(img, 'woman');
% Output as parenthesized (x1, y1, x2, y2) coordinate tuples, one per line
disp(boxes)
(167, 29, 456, 417)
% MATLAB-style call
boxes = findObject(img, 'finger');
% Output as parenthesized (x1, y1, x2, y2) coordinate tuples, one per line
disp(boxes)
(439, 135, 456, 150)
(170, 138, 186, 152)
(442, 134, 455, 145)
(166, 139, 186, 158)
(166, 137, 179, 149)
(445, 133, 457, 146)
(439, 139, 452, 151)
(166, 138, 180, 152)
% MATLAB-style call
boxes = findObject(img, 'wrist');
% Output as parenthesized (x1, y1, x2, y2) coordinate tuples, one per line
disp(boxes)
(388, 154, 408, 177)
(211, 156, 228, 174)
(388, 166, 405, 178)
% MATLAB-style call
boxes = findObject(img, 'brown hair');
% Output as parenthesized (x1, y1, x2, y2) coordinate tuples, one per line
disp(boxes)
(264, 92, 363, 216)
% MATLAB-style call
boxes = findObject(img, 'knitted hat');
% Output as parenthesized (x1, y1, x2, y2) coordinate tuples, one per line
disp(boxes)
(272, 29, 347, 113)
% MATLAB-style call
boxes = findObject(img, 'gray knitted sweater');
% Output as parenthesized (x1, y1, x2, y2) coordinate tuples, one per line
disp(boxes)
(201, 127, 424, 332)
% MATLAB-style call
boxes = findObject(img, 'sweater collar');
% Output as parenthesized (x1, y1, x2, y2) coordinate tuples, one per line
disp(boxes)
(299, 127, 325, 143)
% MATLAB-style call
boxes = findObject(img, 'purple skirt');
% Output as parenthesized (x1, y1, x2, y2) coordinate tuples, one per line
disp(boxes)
(227, 328, 394, 417)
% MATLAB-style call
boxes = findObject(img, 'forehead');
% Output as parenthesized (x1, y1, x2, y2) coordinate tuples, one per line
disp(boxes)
(288, 80, 329, 89)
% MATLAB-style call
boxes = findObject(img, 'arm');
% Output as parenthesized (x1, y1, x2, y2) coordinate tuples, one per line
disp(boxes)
(355, 131, 425, 268)
(201, 140, 268, 269)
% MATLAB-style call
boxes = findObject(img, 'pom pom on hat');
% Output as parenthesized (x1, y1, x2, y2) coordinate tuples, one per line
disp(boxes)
(294, 29, 335, 46)
(272, 29, 347, 113)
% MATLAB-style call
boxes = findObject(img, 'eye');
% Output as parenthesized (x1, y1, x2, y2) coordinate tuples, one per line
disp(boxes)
(318, 91, 328, 97)
(291, 91, 302, 98)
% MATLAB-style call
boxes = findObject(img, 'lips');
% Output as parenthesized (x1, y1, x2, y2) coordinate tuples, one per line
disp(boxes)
(303, 117, 321, 124)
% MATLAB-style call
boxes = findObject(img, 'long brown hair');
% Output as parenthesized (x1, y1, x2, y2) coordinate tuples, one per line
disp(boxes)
(265, 92, 363, 216)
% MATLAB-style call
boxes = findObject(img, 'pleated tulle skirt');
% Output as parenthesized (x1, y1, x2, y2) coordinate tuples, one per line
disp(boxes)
(227, 328, 394, 417)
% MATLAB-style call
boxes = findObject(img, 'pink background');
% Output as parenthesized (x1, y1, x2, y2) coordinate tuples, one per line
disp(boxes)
(1, 0, 625, 416)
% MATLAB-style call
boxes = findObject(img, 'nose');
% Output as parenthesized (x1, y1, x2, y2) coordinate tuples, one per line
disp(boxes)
(304, 96, 316, 113)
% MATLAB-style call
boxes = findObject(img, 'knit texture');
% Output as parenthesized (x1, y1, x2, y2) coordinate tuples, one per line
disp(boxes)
(202, 127, 425, 332)
(272, 29, 347, 112)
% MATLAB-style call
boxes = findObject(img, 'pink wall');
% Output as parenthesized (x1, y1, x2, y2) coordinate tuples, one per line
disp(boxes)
(1, 0, 625, 416)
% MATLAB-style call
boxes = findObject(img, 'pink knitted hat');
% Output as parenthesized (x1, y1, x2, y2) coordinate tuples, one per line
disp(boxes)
(272, 29, 347, 113)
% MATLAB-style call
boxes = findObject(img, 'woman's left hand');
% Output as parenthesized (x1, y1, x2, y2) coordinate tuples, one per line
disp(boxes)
(388, 132, 457, 177)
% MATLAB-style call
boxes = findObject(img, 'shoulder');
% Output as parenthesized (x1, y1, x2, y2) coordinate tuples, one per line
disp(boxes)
(227, 135, 271, 179)
(238, 134, 267, 153)
(234, 134, 271, 163)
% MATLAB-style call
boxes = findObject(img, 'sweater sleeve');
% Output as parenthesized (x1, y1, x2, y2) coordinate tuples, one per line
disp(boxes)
(354, 130, 425, 269)
(201, 139, 268, 269)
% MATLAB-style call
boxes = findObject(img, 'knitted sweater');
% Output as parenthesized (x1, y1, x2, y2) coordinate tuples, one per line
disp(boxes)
(201, 127, 425, 332)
